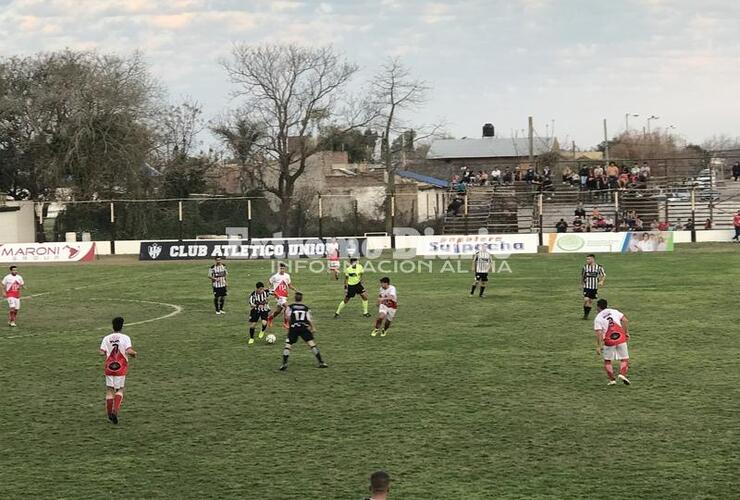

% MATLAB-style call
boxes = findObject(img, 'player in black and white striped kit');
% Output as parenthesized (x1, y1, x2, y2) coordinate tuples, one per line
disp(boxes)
(247, 282, 271, 345)
(581, 254, 606, 319)
(208, 257, 228, 315)
(470, 246, 492, 297)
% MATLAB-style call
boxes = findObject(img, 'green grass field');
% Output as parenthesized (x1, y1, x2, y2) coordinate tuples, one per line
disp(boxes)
(1, 245, 739, 499)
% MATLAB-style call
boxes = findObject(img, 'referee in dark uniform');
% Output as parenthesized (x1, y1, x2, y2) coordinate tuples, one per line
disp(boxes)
(581, 254, 605, 319)
(279, 292, 328, 371)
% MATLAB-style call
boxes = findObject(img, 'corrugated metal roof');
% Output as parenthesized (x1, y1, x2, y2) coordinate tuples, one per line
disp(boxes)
(396, 170, 449, 188)
(427, 137, 555, 160)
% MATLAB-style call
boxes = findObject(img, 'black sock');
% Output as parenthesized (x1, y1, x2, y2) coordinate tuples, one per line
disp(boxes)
(249, 327, 255, 339)
(214, 297, 220, 311)
(584, 306, 591, 317)
(261, 323, 268, 332)
(470, 285, 476, 295)
(311, 346, 323, 363)
(282, 348, 290, 365)
(479, 286, 486, 297)
(219, 296, 225, 310)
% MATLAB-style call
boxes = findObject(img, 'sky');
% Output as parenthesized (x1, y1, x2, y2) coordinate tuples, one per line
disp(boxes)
(1, 0, 739, 150)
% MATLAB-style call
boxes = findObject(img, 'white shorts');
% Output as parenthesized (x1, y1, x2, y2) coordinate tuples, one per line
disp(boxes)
(7, 297, 20, 310)
(276, 296, 288, 306)
(328, 260, 340, 270)
(603, 343, 629, 361)
(378, 304, 397, 321)
(105, 375, 126, 389)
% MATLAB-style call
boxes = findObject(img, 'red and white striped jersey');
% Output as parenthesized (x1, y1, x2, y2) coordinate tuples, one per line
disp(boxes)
(269, 272, 291, 298)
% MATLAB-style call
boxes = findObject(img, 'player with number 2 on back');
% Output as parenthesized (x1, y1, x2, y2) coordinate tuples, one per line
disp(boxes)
(593, 298, 631, 386)
(100, 317, 138, 424)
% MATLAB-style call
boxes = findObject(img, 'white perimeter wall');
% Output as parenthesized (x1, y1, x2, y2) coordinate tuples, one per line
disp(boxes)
(0, 202, 35, 244)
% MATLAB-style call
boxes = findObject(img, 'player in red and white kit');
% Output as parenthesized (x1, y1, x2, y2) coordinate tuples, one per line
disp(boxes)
(99, 317, 138, 424)
(2, 265, 24, 327)
(326, 237, 340, 280)
(593, 298, 631, 386)
(267, 263, 298, 327)
(371, 277, 398, 337)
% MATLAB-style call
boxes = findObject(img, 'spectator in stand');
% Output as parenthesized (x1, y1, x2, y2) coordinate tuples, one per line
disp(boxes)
(491, 167, 501, 185)
(657, 220, 670, 231)
(617, 171, 630, 189)
(542, 175, 554, 193)
(732, 162, 740, 182)
(639, 163, 650, 182)
(479, 170, 489, 185)
(562, 166, 573, 184)
(704, 218, 712, 230)
(607, 162, 620, 189)
(673, 218, 682, 231)
(543, 165, 552, 178)
(575, 202, 586, 218)
(456, 181, 467, 195)
(451, 174, 460, 185)
(572, 217, 584, 232)
(603, 216, 615, 231)
(684, 218, 694, 230)
(634, 216, 643, 231)
(447, 197, 463, 217)
(579, 165, 589, 190)
(524, 168, 535, 184)
(556, 218, 568, 233)
(503, 168, 513, 185)
(733, 210, 740, 241)
(630, 163, 640, 175)
(591, 206, 601, 220)
(593, 164, 604, 179)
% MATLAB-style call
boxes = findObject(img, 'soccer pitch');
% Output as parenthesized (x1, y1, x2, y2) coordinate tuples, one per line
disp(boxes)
(1, 246, 739, 499)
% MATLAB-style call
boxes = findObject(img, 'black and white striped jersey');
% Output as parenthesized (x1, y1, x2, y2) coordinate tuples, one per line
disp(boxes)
(473, 250, 492, 273)
(249, 290, 271, 312)
(581, 264, 605, 290)
(208, 264, 228, 288)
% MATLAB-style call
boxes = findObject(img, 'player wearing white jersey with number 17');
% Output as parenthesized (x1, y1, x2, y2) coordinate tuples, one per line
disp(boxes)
(2, 265, 25, 327)
(593, 298, 631, 386)
(371, 277, 397, 337)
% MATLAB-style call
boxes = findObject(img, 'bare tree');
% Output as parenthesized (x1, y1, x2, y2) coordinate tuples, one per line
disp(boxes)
(371, 58, 431, 234)
(221, 44, 374, 234)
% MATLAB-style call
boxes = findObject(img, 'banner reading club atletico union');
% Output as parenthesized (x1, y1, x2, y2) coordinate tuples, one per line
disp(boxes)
(139, 238, 365, 261)
(0, 242, 97, 262)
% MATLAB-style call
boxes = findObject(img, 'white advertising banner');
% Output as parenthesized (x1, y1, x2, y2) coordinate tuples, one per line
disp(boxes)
(415, 234, 540, 256)
(547, 232, 674, 253)
(0, 242, 97, 262)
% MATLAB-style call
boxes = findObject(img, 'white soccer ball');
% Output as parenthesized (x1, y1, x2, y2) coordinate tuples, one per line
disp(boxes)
(266, 334, 277, 344)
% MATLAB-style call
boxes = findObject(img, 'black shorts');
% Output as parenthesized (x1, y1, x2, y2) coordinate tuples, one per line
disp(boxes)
(345, 283, 365, 298)
(475, 272, 489, 282)
(213, 287, 227, 297)
(287, 327, 314, 344)
(249, 309, 269, 323)
(583, 288, 598, 299)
